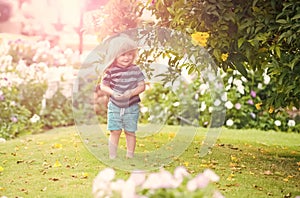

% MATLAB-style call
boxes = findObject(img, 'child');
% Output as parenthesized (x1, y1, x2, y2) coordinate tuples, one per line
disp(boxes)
(100, 34, 145, 159)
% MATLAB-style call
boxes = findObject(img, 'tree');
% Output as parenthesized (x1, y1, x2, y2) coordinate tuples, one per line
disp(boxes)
(146, 0, 300, 109)
(87, 0, 145, 41)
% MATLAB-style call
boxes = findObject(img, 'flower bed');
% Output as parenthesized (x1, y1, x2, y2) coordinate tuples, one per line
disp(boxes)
(0, 36, 80, 139)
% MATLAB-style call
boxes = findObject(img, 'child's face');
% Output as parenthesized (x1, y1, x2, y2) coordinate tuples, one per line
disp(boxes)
(115, 51, 135, 68)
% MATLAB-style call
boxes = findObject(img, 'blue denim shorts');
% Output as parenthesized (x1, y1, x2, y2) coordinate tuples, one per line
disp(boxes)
(107, 101, 139, 132)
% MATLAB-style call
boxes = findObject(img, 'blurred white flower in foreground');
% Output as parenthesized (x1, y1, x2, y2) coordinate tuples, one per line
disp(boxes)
(93, 167, 223, 198)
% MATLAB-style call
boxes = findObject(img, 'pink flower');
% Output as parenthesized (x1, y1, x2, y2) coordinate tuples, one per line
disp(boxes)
(143, 169, 179, 189)
(11, 116, 18, 123)
(250, 90, 256, 98)
(187, 173, 210, 191)
(213, 190, 225, 198)
(0, 90, 4, 101)
(128, 171, 146, 186)
(235, 103, 241, 110)
(174, 166, 190, 180)
(96, 168, 115, 182)
(122, 180, 136, 198)
(247, 99, 254, 105)
(203, 169, 220, 182)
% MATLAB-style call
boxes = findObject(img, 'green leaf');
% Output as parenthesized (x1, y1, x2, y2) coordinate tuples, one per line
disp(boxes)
(276, 19, 288, 24)
(233, 62, 248, 77)
(275, 46, 281, 58)
(238, 38, 246, 48)
(291, 14, 300, 20)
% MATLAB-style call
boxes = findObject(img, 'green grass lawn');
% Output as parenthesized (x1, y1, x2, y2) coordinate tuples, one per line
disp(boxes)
(0, 126, 299, 198)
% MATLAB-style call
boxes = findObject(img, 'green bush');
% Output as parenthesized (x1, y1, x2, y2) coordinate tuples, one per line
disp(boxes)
(0, 38, 78, 139)
(0, 87, 43, 139)
(140, 68, 300, 132)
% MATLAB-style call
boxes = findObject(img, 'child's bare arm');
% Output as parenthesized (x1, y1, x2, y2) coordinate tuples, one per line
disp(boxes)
(124, 81, 145, 97)
(100, 83, 113, 96)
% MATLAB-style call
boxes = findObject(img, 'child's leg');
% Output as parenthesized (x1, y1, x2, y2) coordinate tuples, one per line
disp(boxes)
(125, 131, 136, 158)
(109, 130, 122, 159)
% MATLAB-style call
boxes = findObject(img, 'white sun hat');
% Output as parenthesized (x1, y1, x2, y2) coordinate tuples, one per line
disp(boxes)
(101, 33, 138, 72)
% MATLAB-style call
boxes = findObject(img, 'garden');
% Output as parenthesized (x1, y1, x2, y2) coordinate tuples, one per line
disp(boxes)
(1, 0, 300, 197)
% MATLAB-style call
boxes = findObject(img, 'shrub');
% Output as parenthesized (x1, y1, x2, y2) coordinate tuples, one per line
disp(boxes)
(140, 68, 300, 132)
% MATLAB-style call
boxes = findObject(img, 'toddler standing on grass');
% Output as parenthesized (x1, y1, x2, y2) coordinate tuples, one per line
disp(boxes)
(100, 34, 145, 159)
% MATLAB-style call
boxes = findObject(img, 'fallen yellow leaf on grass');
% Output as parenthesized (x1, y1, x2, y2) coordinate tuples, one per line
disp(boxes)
(41, 187, 47, 192)
(53, 160, 62, 168)
(227, 173, 235, 181)
(283, 178, 289, 182)
(0, 166, 4, 172)
(168, 132, 175, 139)
(230, 155, 238, 162)
(138, 143, 145, 147)
(37, 141, 44, 145)
(81, 172, 89, 179)
(52, 143, 62, 149)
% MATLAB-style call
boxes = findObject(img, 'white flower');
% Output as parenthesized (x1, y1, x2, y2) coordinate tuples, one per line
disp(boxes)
(173, 102, 180, 107)
(200, 101, 206, 112)
(257, 83, 263, 90)
(214, 99, 221, 106)
(221, 93, 227, 101)
(263, 69, 270, 85)
(227, 76, 233, 84)
(287, 120, 296, 127)
(237, 85, 245, 95)
(0, 138, 6, 143)
(140, 107, 148, 113)
(224, 101, 233, 109)
(226, 119, 234, 126)
(274, 120, 281, 126)
(30, 114, 40, 123)
(225, 84, 231, 91)
(233, 79, 242, 87)
(199, 83, 209, 95)
(241, 76, 248, 82)
(249, 112, 256, 119)
(233, 70, 240, 75)
(263, 74, 270, 85)
(207, 73, 216, 81)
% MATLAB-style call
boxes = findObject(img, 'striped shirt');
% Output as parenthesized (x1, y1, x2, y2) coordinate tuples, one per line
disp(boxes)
(102, 64, 145, 108)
